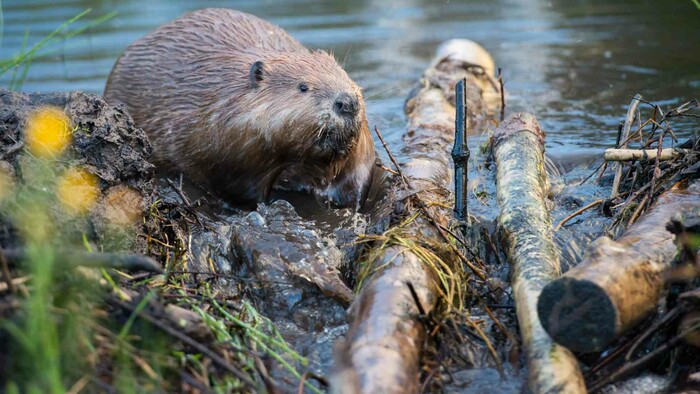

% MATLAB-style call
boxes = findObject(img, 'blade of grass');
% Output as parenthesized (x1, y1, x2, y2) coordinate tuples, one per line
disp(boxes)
(4, 9, 116, 91)
(9, 30, 28, 90)
(14, 49, 32, 91)
(25, 11, 117, 61)
(0, 8, 94, 74)
(119, 291, 156, 340)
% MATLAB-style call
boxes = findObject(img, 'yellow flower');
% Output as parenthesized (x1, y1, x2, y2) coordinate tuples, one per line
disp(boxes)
(25, 106, 72, 158)
(57, 167, 100, 215)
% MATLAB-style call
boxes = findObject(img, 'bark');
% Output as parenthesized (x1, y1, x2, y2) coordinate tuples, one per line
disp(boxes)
(494, 113, 586, 393)
(330, 39, 493, 393)
(538, 181, 700, 353)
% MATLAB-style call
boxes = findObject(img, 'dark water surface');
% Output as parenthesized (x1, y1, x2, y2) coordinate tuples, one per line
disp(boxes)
(2, 0, 699, 157)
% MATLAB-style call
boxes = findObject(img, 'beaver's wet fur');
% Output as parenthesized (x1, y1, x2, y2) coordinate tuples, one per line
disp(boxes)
(105, 8, 375, 208)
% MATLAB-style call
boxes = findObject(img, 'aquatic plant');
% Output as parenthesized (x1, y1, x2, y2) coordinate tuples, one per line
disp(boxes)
(0, 8, 115, 91)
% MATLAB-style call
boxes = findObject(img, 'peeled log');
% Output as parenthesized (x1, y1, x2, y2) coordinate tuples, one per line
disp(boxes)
(604, 148, 689, 162)
(538, 181, 700, 353)
(494, 113, 586, 393)
(330, 40, 493, 393)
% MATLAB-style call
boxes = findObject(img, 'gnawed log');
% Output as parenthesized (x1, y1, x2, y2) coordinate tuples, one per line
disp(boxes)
(538, 181, 700, 353)
(604, 148, 690, 162)
(330, 39, 494, 393)
(494, 113, 586, 393)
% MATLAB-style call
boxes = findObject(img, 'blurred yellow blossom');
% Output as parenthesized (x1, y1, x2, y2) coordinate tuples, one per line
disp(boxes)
(25, 106, 72, 158)
(57, 167, 99, 215)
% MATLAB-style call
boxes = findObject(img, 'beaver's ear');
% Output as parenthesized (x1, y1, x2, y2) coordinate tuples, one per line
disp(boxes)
(250, 61, 264, 87)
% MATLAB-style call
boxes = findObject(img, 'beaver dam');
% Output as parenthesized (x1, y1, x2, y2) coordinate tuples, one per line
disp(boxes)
(1, 1, 699, 393)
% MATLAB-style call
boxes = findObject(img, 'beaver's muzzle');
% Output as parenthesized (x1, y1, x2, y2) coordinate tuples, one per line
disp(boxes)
(333, 92, 359, 118)
(319, 124, 358, 157)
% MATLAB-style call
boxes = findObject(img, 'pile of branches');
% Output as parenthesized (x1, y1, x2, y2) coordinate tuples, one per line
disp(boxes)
(602, 96, 699, 235)
(573, 97, 700, 391)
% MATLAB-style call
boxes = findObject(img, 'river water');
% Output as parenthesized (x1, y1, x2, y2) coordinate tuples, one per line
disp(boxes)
(2, 0, 699, 158)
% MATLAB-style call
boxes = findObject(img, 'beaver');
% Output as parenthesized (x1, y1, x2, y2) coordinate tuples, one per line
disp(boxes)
(104, 8, 375, 208)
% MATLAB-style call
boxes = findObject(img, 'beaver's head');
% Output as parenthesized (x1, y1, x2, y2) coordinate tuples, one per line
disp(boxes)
(245, 51, 367, 162)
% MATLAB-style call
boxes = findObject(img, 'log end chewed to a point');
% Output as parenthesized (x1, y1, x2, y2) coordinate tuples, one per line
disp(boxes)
(537, 277, 618, 353)
(433, 38, 496, 77)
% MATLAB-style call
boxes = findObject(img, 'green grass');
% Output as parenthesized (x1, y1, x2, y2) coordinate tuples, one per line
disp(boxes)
(0, 7, 116, 91)
(0, 158, 99, 393)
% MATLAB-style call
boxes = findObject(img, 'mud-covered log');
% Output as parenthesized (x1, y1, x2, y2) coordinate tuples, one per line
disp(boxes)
(330, 39, 493, 393)
(494, 113, 586, 393)
(538, 181, 700, 353)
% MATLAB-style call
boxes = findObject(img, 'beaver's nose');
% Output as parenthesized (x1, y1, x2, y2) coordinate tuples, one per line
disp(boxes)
(334, 93, 359, 118)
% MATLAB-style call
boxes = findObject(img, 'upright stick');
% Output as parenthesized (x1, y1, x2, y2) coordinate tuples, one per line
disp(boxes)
(611, 94, 642, 197)
(452, 78, 470, 223)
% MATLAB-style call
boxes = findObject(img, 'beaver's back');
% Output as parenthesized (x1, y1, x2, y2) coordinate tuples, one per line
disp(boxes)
(104, 8, 308, 170)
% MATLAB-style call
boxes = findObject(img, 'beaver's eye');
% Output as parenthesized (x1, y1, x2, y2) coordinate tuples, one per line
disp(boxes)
(298, 83, 309, 92)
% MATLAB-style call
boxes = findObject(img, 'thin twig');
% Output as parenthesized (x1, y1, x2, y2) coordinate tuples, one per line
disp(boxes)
(110, 297, 257, 389)
(611, 94, 642, 197)
(589, 319, 700, 392)
(255, 356, 279, 394)
(0, 140, 24, 160)
(297, 371, 328, 394)
(468, 316, 504, 378)
(578, 161, 606, 186)
(297, 372, 309, 394)
(497, 67, 505, 122)
(374, 126, 409, 188)
(624, 306, 682, 361)
(0, 248, 15, 294)
(626, 194, 648, 227)
(648, 120, 667, 204)
(167, 178, 191, 206)
(553, 199, 603, 231)
(438, 224, 486, 269)
(0, 276, 30, 293)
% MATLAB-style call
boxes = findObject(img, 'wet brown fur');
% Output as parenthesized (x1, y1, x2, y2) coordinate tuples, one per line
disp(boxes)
(105, 8, 375, 207)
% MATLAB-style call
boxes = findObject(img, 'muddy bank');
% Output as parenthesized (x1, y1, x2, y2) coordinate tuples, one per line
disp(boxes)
(0, 90, 154, 251)
(0, 89, 364, 391)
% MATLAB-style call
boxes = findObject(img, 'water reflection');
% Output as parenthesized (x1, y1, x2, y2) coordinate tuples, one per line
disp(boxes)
(1, 0, 698, 156)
